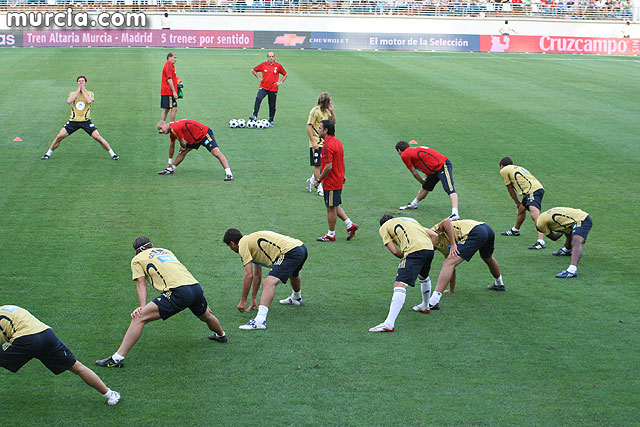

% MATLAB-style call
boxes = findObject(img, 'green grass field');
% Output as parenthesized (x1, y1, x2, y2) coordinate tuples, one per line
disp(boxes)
(1, 48, 639, 426)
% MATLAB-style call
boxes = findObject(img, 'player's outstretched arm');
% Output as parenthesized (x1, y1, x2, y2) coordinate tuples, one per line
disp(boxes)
(238, 263, 254, 312)
(386, 242, 403, 259)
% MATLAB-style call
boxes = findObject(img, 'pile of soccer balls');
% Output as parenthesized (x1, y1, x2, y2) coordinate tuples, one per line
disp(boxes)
(229, 119, 271, 129)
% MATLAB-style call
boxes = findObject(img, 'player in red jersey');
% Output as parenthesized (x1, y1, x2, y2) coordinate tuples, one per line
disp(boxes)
(160, 52, 179, 123)
(156, 120, 233, 180)
(395, 140, 459, 220)
(314, 120, 359, 242)
(249, 51, 287, 126)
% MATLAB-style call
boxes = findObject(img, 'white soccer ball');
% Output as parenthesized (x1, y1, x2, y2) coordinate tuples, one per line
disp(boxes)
(237, 118, 246, 128)
(256, 121, 265, 129)
(229, 119, 238, 128)
(247, 120, 256, 129)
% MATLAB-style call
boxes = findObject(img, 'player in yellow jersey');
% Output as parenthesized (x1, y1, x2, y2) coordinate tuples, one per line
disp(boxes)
(369, 215, 436, 332)
(536, 207, 593, 278)
(96, 236, 226, 368)
(223, 228, 308, 330)
(424, 218, 505, 311)
(41, 76, 119, 160)
(499, 157, 546, 250)
(305, 92, 336, 196)
(1, 305, 121, 405)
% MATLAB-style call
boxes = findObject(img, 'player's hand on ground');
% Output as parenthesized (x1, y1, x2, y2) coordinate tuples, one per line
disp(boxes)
(443, 290, 454, 294)
(247, 300, 258, 311)
(131, 307, 144, 319)
(237, 300, 246, 312)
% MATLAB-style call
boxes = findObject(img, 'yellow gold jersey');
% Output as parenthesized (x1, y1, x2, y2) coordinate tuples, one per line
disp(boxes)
(500, 165, 543, 197)
(69, 90, 93, 122)
(536, 207, 589, 235)
(238, 231, 304, 267)
(131, 248, 198, 293)
(307, 106, 335, 147)
(379, 217, 434, 255)
(430, 219, 484, 256)
(0, 305, 49, 349)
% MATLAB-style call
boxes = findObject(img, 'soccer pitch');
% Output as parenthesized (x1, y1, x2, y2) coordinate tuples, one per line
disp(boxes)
(1, 48, 639, 425)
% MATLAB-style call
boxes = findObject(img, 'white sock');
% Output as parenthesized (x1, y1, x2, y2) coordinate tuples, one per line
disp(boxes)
(102, 388, 115, 398)
(383, 288, 406, 328)
(429, 291, 442, 307)
(451, 208, 459, 216)
(112, 352, 125, 363)
(538, 239, 545, 245)
(46, 149, 54, 156)
(567, 265, 577, 274)
(512, 227, 519, 232)
(495, 275, 504, 286)
(225, 168, 232, 175)
(327, 230, 335, 237)
(411, 198, 419, 206)
(419, 277, 431, 306)
(108, 149, 116, 157)
(344, 218, 353, 228)
(318, 182, 324, 192)
(255, 305, 269, 323)
(168, 165, 176, 171)
(292, 290, 301, 299)
(310, 174, 315, 181)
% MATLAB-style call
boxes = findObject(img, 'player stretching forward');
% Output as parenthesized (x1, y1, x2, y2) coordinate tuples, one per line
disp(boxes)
(369, 214, 435, 333)
(224, 228, 307, 331)
(42, 76, 119, 160)
(423, 218, 505, 312)
(96, 236, 226, 368)
(395, 141, 459, 220)
(498, 156, 546, 250)
(157, 120, 233, 180)
(1, 305, 121, 405)
(536, 207, 593, 278)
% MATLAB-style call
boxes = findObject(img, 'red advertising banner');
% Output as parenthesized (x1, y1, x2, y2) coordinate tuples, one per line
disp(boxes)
(22, 29, 253, 48)
(481, 35, 640, 56)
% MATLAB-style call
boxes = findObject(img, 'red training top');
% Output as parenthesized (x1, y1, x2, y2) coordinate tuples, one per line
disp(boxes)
(253, 61, 287, 92)
(161, 60, 178, 96)
(400, 146, 448, 176)
(321, 135, 345, 191)
(169, 119, 209, 145)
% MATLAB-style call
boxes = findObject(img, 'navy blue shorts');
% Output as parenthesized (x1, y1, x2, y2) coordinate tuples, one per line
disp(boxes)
(522, 189, 544, 211)
(323, 189, 342, 207)
(188, 129, 219, 151)
(152, 283, 208, 320)
(457, 223, 495, 262)
(64, 120, 97, 136)
(395, 249, 434, 286)
(269, 244, 308, 284)
(161, 94, 177, 109)
(422, 159, 456, 194)
(0, 328, 76, 375)
(571, 215, 592, 242)
(310, 147, 322, 167)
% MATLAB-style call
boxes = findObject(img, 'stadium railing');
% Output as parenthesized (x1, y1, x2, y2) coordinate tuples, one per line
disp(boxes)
(1, 0, 636, 21)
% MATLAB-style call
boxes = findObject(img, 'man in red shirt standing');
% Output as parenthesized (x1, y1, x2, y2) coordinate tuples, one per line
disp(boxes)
(160, 52, 179, 123)
(395, 140, 459, 220)
(249, 51, 287, 127)
(156, 119, 233, 181)
(314, 120, 359, 242)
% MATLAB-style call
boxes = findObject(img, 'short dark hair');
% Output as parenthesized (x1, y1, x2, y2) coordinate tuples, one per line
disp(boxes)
(167, 52, 175, 59)
(133, 236, 152, 253)
(223, 228, 243, 245)
(164, 12, 169, 17)
(77, 75, 87, 82)
(380, 214, 394, 226)
(321, 120, 335, 136)
(395, 140, 410, 152)
(505, 20, 509, 24)
(499, 156, 513, 167)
